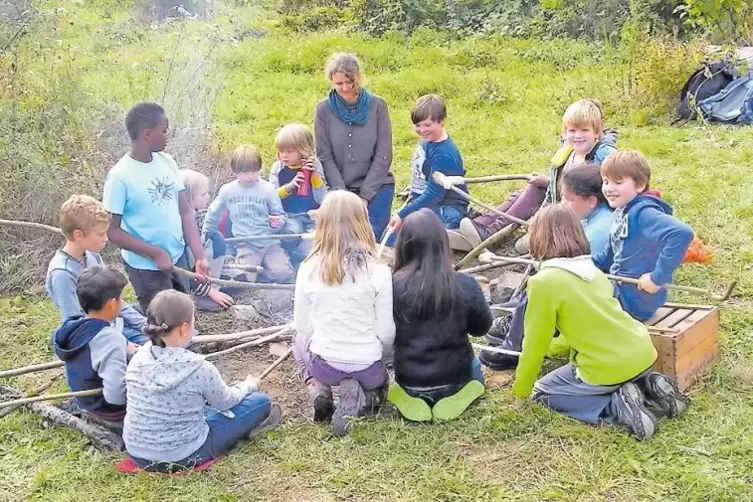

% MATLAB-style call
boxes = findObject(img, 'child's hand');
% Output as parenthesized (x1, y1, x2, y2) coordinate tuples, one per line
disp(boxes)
(244, 375, 262, 390)
(302, 157, 316, 171)
(637, 274, 661, 294)
(126, 342, 141, 356)
(388, 215, 402, 231)
(194, 259, 211, 282)
(528, 173, 549, 188)
(208, 288, 234, 309)
(285, 172, 306, 193)
(268, 215, 284, 229)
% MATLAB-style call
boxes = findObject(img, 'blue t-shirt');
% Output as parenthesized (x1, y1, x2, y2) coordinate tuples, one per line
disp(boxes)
(103, 152, 186, 270)
(584, 203, 614, 255)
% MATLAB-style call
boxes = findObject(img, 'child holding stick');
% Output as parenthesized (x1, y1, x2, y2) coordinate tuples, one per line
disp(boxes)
(292, 191, 395, 436)
(389, 209, 493, 422)
(123, 290, 281, 472)
(512, 205, 688, 441)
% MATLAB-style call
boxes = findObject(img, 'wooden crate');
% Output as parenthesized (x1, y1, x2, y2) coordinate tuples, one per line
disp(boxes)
(644, 303, 720, 391)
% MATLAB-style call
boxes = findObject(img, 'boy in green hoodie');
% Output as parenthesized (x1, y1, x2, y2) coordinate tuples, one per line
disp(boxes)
(513, 205, 689, 440)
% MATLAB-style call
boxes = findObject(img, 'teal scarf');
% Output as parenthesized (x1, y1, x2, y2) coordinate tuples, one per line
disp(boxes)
(327, 88, 372, 126)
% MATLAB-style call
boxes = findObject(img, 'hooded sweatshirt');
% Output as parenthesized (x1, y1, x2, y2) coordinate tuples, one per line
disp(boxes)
(52, 316, 127, 414)
(123, 342, 256, 462)
(513, 256, 657, 398)
(592, 193, 694, 321)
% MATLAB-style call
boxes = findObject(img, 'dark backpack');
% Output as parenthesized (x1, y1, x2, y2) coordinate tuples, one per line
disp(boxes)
(677, 61, 738, 120)
(698, 74, 753, 124)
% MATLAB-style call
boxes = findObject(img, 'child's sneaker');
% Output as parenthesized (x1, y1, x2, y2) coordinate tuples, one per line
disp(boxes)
(459, 218, 489, 247)
(387, 384, 432, 422)
(485, 316, 511, 346)
(640, 372, 689, 418)
(613, 382, 658, 441)
(478, 349, 518, 371)
(332, 378, 367, 437)
(307, 380, 334, 422)
(248, 403, 283, 438)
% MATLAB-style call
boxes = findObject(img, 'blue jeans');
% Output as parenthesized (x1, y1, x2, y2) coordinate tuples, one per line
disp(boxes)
(281, 214, 315, 265)
(122, 325, 148, 344)
(365, 184, 395, 239)
(385, 204, 464, 247)
(131, 392, 272, 472)
(404, 357, 484, 405)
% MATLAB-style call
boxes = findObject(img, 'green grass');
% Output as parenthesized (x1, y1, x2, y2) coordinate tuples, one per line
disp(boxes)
(2, 2, 753, 501)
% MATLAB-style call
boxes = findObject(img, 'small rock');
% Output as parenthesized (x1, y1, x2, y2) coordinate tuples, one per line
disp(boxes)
(489, 271, 527, 304)
(229, 304, 259, 323)
(259, 290, 294, 314)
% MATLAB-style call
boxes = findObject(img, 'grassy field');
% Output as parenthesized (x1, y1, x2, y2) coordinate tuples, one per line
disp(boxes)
(2, 2, 753, 501)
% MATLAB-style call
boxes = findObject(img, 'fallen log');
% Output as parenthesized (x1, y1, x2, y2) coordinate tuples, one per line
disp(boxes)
(0, 375, 63, 418)
(204, 328, 293, 361)
(0, 360, 64, 378)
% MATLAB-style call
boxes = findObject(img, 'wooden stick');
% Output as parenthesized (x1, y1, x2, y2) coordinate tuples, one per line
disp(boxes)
(204, 328, 292, 361)
(463, 174, 532, 184)
(258, 347, 293, 380)
(378, 227, 393, 258)
(0, 375, 63, 418)
(0, 388, 103, 410)
(458, 262, 510, 275)
(225, 233, 312, 244)
(433, 172, 529, 227)
(0, 218, 63, 235)
(471, 343, 521, 357)
(174, 267, 294, 290)
(223, 264, 265, 274)
(0, 360, 64, 378)
(454, 224, 517, 270)
(193, 324, 290, 344)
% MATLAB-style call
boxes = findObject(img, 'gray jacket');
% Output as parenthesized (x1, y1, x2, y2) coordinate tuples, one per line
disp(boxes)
(314, 95, 394, 201)
(123, 342, 256, 462)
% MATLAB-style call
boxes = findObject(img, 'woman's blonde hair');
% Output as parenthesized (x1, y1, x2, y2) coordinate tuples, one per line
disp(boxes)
(324, 52, 364, 91)
(562, 99, 604, 136)
(179, 168, 209, 202)
(305, 190, 377, 286)
(275, 123, 315, 158)
(528, 205, 591, 260)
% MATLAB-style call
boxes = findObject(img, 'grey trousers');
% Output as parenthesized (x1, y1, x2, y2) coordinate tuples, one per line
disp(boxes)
(532, 363, 651, 425)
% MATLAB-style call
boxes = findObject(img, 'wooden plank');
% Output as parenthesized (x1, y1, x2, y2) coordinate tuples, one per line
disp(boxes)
(648, 333, 667, 374)
(654, 309, 694, 329)
(676, 344, 720, 391)
(644, 307, 675, 327)
(676, 334, 719, 373)
(662, 302, 714, 310)
(674, 310, 720, 360)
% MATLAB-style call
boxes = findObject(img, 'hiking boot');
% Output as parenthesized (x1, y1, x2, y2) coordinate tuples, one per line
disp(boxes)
(307, 380, 334, 422)
(248, 403, 283, 438)
(363, 383, 388, 415)
(485, 316, 512, 346)
(639, 372, 690, 418)
(613, 382, 658, 441)
(332, 378, 367, 437)
(447, 230, 473, 252)
(459, 218, 489, 247)
(478, 349, 519, 371)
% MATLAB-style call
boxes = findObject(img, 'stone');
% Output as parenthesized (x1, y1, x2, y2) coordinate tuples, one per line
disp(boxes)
(489, 271, 527, 304)
(229, 304, 259, 324)
(258, 290, 294, 314)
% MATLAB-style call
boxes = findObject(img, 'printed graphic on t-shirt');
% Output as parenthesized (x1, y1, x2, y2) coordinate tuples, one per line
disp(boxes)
(148, 177, 176, 205)
(410, 143, 427, 195)
(610, 208, 628, 269)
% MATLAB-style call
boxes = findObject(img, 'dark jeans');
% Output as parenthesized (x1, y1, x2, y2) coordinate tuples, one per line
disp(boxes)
(404, 358, 484, 406)
(123, 254, 191, 313)
(131, 392, 272, 472)
(361, 184, 395, 240)
(385, 204, 464, 247)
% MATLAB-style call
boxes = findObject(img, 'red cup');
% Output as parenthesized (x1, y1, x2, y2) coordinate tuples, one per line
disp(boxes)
(297, 169, 311, 196)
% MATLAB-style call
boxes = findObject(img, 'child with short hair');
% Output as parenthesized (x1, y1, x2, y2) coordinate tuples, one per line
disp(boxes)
(388, 209, 492, 422)
(268, 123, 328, 262)
(103, 102, 210, 312)
(513, 205, 689, 441)
(123, 290, 281, 472)
(179, 168, 234, 311)
(594, 150, 694, 321)
(388, 94, 469, 233)
(203, 145, 294, 283)
(46, 195, 147, 344)
(460, 99, 617, 246)
(292, 191, 395, 436)
(52, 266, 137, 421)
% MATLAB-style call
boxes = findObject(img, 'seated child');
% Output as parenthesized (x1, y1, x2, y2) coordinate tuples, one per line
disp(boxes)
(292, 191, 395, 437)
(123, 290, 281, 472)
(268, 123, 328, 264)
(459, 98, 617, 247)
(513, 205, 689, 440)
(179, 168, 234, 311)
(46, 195, 147, 344)
(52, 265, 137, 421)
(388, 209, 493, 422)
(594, 150, 694, 321)
(203, 145, 294, 284)
(103, 102, 210, 312)
(388, 94, 469, 234)
(480, 163, 614, 369)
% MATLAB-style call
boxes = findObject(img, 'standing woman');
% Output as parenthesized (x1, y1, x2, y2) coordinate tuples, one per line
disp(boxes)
(315, 53, 394, 238)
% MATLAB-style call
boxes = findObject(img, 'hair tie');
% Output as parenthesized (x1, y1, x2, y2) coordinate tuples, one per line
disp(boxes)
(160, 323, 169, 330)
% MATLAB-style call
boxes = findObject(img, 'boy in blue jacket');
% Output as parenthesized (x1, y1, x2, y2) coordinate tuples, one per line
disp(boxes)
(593, 150, 694, 321)
(52, 266, 138, 421)
(387, 94, 468, 233)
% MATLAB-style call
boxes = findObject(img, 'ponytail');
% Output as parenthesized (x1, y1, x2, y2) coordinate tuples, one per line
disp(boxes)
(144, 290, 195, 347)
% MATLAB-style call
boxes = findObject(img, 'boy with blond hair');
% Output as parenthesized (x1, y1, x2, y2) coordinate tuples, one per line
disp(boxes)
(594, 150, 694, 320)
(203, 145, 294, 283)
(460, 99, 618, 246)
(46, 195, 147, 344)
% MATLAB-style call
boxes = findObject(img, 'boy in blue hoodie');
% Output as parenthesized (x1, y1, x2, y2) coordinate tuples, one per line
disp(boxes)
(387, 94, 469, 234)
(593, 150, 694, 321)
(52, 266, 138, 421)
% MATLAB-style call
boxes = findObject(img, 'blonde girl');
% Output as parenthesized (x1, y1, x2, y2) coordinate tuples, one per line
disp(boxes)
(292, 190, 395, 436)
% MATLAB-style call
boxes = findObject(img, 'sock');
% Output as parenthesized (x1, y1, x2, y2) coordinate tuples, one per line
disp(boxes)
(387, 385, 432, 422)
(431, 380, 485, 422)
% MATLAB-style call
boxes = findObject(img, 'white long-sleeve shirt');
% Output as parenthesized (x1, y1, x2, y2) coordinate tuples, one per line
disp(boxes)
(294, 255, 395, 365)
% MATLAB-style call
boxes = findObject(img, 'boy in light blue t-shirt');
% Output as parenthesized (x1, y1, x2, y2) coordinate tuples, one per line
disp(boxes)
(103, 102, 210, 312)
